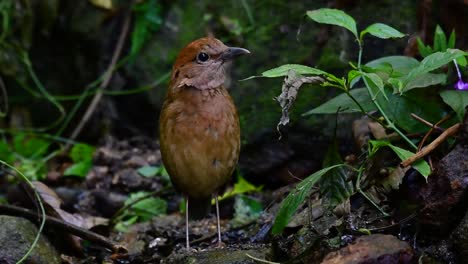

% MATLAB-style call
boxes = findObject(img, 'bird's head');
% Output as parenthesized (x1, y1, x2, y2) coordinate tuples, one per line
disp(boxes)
(170, 37, 250, 90)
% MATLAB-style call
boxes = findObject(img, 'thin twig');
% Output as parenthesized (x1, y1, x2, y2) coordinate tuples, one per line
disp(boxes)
(68, 13, 132, 144)
(401, 123, 461, 167)
(410, 113, 445, 132)
(417, 114, 452, 151)
(0, 204, 127, 253)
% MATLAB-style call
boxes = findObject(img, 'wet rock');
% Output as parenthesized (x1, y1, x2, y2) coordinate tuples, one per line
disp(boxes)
(321, 234, 413, 264)
(417, 110, 468, 235)
(165, 247, 271, 264)
(0, 215, 61, 264)
(423, 240, 457, 264)
(452, 209, 468, 261)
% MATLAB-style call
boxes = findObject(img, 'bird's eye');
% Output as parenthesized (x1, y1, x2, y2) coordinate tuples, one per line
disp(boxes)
(197, 52, 210, 62)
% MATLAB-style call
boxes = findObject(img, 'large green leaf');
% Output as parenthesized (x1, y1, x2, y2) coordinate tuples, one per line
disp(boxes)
(440, 90, 468, 121)
(261, 64, 327, 78)
(402, 73, 446, 92)
(304, 88, 375, 115)
(370, 86, 446, 133)
(405, 49, 467, 85)
(306, 8, 357, 38)
(361, 23, 405, 40)
(366, 56, 420, 75)
(272, 164, 348, 234)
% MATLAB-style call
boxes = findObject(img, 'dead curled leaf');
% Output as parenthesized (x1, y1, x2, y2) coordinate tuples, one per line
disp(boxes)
(29, 181, 109, 252)
(275, 70, 324, 134)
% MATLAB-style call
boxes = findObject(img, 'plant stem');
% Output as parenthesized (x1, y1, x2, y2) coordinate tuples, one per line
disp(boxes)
(356, 42, 417, 150)
(0, 160, 46, 264)
(355, 166, 389, 216)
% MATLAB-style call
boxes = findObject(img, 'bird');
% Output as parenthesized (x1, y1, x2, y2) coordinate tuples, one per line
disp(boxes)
(159, 37, 249, 249)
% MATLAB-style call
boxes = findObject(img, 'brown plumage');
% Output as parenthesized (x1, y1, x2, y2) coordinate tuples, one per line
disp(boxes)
(159, 37, 249, 248)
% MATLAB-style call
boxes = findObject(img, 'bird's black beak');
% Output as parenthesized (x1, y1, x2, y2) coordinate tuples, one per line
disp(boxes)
(221, 47, 250, 61)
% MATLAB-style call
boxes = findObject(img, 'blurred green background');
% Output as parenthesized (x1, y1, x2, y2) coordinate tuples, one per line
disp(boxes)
(0, 0, 466, 143)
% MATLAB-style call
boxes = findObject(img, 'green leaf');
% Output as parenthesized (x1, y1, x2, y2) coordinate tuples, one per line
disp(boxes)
(447, 30, 456, 49)
(456, 56, 467, 67)
(370, 87, 446, 133)
(369, 140, 431, 179)
(130, 0, 162, 59)
(407, 49, 467, 79)
(361, 23, 405, 40)
(367, 56, 420, 75)
(388, 145, 430, 179)
(63, 161, 92, 178)
(17, 159, 47, 180)
(364, 72, 387, 100)
(433, 25, 447, 52)
(123, 191, 167, 222)
(304, 88, 376, 115)
(440, 90, 468, 121)
(387, 77, 403, 92)
(114, 216, 138, 233)
(13, 133, 50, 158)
(347, 70, 361, 87)
(402, 73, 446, 92)
(0, 140, 14, 164)
(416, 38, 433, 57)
(261, 64, 327, 78)
(137, 166, 161, 177)
(70, 143, 95, 163)
(218, 174, 262, 201)
(272, 164, 348, 234)
(306, 8, 358, 39)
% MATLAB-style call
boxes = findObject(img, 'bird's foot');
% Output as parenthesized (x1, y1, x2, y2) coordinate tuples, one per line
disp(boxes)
(215, 240, 226, 248)
(184, 246, 199, 253)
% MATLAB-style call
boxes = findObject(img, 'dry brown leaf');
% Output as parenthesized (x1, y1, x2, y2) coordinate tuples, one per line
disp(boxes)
(276, 70, 324, 133)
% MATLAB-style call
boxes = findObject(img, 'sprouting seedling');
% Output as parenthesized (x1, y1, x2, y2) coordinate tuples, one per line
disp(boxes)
(453, 60, 468, 90)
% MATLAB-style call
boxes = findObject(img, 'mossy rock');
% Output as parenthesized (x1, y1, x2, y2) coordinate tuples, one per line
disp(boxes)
(0, 215, 61, 264)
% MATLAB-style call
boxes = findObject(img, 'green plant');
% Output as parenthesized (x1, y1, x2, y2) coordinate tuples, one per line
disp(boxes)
(130, 0, 162, 60)
(417, 25, 455, 57)
(114, 191, 167, 232)
(252, 8, 468, 234)
(63, 143, 95, 178)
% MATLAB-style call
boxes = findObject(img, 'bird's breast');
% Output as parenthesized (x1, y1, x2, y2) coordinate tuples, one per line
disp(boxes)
(159, 86, 240, 198)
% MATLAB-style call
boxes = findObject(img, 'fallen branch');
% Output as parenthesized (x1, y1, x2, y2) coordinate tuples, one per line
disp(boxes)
(401, 123, 461, 167)
(0, 204, 127, 253)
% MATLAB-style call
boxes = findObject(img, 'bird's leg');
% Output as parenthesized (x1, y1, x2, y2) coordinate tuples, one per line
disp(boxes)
(215, 193, 224, 248)
(185, 195, 190, 250)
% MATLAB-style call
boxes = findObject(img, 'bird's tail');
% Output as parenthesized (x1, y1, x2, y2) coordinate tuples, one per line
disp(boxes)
(187, 196, 212, 220)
